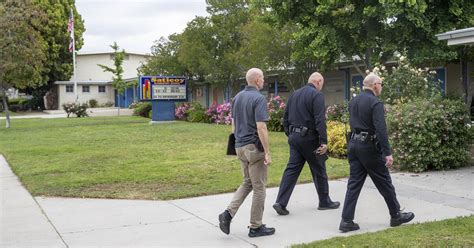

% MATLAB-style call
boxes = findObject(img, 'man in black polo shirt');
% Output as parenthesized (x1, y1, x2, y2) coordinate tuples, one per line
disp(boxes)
(273, 72, 340, 216)
(339, 73, 414, 232)
(218, 68, 275, 238)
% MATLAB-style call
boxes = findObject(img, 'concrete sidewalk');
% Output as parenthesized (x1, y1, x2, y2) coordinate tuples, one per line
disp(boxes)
(0, 108, 132, 120)
(1, 155, 473, 247)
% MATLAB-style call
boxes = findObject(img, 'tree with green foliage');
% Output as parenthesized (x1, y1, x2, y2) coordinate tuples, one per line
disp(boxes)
(141, 2, 252, 99)
(268, 0, 474, 74)
(139, 34, 187, 77)
(205, 0, 251, 93)
(26, 0, 85, 110)
(178, 17, 216, 82)
(0, 0, 47, 128)
(98, 42, 128, 116)
(235, 7, 307, 91)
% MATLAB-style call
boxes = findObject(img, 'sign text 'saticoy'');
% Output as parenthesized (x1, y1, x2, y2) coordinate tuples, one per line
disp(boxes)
(151, 77, 185, 84)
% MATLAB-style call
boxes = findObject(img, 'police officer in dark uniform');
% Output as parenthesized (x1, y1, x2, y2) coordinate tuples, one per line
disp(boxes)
(339, 73, 414, 232)
(273, 72, 340, 216)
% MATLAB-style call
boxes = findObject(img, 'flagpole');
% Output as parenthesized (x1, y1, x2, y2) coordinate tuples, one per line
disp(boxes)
(71, 8, 77, 102)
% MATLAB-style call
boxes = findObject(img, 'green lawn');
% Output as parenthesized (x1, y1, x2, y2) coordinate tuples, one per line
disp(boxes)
(293, 215, 474, 247)
(0, 116, 349, 200)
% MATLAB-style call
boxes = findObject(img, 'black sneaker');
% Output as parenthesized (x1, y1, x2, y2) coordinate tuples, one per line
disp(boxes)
(390, 211, 415, 227)
(273, 203, 289, 215)
(248, 224, 275, 238)
(339, 220, 360, 233)
(218, 210, 232, 235)
(318, 200, 340, 210)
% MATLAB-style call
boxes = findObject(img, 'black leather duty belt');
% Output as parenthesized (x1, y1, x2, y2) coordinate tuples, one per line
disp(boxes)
(290, 126, 316, 135)
(351, 131, 376, 142)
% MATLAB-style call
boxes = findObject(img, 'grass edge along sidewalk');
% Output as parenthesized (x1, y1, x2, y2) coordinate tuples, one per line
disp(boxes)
(0, 116, 349, 200)
(293, 215, 474, 247)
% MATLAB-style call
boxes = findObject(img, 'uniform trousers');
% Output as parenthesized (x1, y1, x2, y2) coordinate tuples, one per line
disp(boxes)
(341, 139, 400, 221)
(275, 132, 330, 207)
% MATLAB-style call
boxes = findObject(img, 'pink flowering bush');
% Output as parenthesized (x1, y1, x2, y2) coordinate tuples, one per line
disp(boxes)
(387, 96, 470, 172)
(206, 102, 232, 125)
(326, 103, 348, 123)
(175, 96, 289, 130)
(175, 102, 210, 123)
(267, 96, 286, 132)
(175, 102, 191, 120)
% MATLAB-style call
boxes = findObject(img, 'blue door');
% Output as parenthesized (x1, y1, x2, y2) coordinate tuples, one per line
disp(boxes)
(125, 87, 134, 106)
(114, 87, 134, 108)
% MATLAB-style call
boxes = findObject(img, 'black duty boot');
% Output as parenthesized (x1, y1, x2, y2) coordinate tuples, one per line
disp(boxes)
(339, 219, 360, 233)
(218, 210, 232, 235)
(318, 200, 340, 210)
(248, 224, 275, 238)
(390, 211, 415, 227)
(273, 203, 290, 215)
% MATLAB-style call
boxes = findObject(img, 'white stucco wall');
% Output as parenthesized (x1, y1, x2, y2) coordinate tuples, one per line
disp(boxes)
(58, 84, 115, 108)
(73, 53, 147, 81)
(55, 52, 148, 109)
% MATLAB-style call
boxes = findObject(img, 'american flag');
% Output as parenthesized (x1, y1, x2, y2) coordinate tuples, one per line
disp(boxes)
(67, 11, 74, 52)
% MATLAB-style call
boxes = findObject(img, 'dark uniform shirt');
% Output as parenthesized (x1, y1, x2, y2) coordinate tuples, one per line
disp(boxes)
(349, 89, 391, 156)
(283, 84, 327, 144)
(232, 86, 269, 148)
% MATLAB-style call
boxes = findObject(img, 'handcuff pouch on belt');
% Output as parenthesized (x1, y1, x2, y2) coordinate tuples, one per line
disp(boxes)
(289, 125, 309, 137)
(351, 131, 381, 152)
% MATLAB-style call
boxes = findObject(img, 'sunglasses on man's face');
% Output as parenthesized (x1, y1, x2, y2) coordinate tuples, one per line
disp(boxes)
(375, 82, 384, 87)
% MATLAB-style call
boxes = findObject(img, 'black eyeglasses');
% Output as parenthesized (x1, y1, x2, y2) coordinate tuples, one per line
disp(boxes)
(375, 82, 384, 87)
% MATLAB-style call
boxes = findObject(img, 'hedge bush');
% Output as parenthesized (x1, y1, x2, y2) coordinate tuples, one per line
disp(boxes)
(327, 121, 349, 158)
(267, 96, 285, 132)
(387, 97, 470, 172)
(7, 97, 33, 112)
(187, 103, 209, 123)
(326, 103, 348, 123)
(376, 54, 442, 105)
(62, 102, 88, 118)
(130, 102, 152, 118)
(88, 99, 98, 108)
(175, 102, 191, 120)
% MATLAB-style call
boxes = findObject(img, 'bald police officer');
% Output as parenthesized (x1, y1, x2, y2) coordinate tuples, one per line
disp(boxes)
(273, 72, 340, 216)
(339, 73, 414, 232)
(218, 68, 275, 238)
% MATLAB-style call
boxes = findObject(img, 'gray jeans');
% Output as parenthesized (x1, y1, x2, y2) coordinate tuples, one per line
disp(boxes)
(227, 143, 268, 229)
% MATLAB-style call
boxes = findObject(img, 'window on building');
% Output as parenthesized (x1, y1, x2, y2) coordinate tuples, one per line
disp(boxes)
(82, 85, 90, 93)
(66, 85, 73, 93)
(98, 85, 106, 93)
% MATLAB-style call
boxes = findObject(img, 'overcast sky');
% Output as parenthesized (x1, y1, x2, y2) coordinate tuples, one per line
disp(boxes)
(76, 0, 208, 54)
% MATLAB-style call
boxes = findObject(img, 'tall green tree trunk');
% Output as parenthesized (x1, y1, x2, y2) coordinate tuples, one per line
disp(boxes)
(1, 87, 10, 129)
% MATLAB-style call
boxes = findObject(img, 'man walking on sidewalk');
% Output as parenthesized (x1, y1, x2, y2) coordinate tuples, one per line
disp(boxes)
(339, 73, 414, 232)
(218, 68, 275, 238)
(273, 72, 340, 216)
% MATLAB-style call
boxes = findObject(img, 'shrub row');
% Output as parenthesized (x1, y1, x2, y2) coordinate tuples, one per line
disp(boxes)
(130, 102, 152, 118)
(6, 98, 34, 112)
(387, 97, 471, 172)
(173, 96, 287, 132)
(62, 103, 88, 118)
